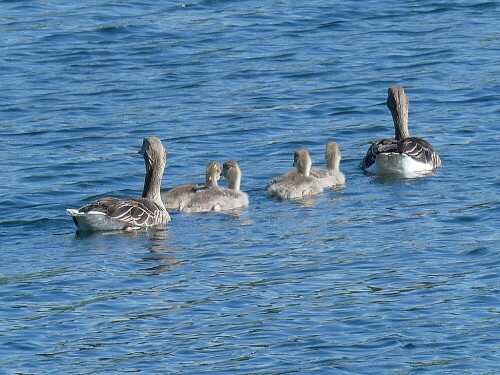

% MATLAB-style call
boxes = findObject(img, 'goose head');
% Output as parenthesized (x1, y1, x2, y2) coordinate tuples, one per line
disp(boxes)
(139, 137, 167, 168)
(205, 161, 222, 188)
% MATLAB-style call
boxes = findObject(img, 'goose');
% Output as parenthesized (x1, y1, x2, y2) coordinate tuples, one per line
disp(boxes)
(67, 137, 171, 232)
(267, 147, 323, 200)
(181, 160, 250, 213)
(162, 161, 222, 212)
(311, 141, 346, 188)
(362, 86, 442, 176)
(180, 161, 229, 213)
(218, 160, 249, 210)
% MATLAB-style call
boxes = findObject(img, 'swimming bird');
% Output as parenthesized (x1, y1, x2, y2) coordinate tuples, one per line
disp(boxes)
(218, 160, 249, 210)
(67, 137, 171, 232)
(267, 148, 323, 200)
(362, 86, 441, 176)
(311, 141, 346, 188)
(162, 161, 222, 212)
(181, 160, 249, 213)
(180, 161, 229, 213)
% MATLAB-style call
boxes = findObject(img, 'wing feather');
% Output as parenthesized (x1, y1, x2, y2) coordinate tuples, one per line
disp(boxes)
(76, 197, 167, 228)
(362, 139, 397, 169)
(363, 137, 440, 169)
(398, 137, 441, 167)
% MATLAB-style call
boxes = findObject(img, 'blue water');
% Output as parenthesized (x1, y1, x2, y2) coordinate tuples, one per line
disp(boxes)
(1, 1, 499, 373)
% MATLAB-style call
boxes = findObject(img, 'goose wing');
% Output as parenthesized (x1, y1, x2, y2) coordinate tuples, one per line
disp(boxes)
(78, 197, 165, 227)
(363, 137, 441, 169)
(397, 137, 441, 168)
(362, 139, 398, 169)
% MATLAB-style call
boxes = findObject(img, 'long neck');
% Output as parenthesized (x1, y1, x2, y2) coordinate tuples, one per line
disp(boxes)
(327, 156, 340, 172)
(388, 95, 410, 140)
(142, 160, 165, 207)
(206, 174, 219, 189)
(228, 170, 241, 191)
(392, 109, 410, 140)
(301, 158, 311, 177)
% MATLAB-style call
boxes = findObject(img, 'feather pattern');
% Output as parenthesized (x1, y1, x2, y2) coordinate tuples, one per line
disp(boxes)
(79, 197, 166, 226)
(363, 137, 441, 168)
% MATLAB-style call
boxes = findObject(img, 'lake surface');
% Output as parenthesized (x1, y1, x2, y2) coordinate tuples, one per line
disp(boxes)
(1, 1, 499, 373)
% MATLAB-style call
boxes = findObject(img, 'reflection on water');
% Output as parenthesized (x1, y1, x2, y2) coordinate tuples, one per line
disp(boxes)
(75, 228, 182, 275)
(141, 230, 181, 276)
(368, 170, 442, 185)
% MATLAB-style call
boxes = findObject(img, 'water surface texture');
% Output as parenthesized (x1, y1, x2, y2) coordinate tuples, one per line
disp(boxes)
(1, 1, 499, 373)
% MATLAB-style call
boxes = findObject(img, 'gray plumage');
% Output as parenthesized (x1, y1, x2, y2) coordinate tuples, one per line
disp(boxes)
(180, 161, 229, 213)
(311, 141, 346, 188)
(161, 161, 222, 211)
(216, 160, 249, 210)
(267, 148, 323, 200)
(161, 183, 199, 211)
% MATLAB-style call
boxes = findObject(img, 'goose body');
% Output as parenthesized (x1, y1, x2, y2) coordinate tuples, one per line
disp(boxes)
(161, 184, 199, 211)
(67, 137, 170, 232)
(215, 160, 249, 210)
(362, 86, 441, 177)
(67, 198, 167, 231)
(162, 161, 224, 211)
(267, 148, 323, 200)
(182, 160, 250, 212)
(311, 141, 346, 188)
(363, 137, 440, 176)
(178, 161, 227, 213)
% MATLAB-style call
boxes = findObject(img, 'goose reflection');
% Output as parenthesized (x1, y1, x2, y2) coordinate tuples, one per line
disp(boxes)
(141, 230, 181, 276)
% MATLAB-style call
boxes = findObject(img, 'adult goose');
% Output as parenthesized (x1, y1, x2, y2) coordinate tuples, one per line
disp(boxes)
(311, 141, 346, 188)
(267, 148, 323, 200)
(67, 137, 171, 232)
(362, 86, 441, 176)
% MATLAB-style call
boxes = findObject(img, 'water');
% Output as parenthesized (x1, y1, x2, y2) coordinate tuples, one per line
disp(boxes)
(1, 1, 499, 373)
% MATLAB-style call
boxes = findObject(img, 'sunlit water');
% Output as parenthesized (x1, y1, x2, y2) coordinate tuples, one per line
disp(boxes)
(1, 1, 499, 373)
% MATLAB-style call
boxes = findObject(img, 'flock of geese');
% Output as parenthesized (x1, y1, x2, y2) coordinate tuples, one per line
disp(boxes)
(67, 86, 442, 232)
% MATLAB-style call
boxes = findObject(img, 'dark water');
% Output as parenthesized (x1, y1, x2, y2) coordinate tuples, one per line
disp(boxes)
(1, 1, 499, 373)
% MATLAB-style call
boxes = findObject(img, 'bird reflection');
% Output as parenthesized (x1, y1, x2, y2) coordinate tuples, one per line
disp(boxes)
(293, 195, 319, 208)
(141, 229, 181, 276)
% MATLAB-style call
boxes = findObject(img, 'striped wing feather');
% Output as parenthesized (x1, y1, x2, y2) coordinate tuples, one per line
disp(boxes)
(397, 137, 441, 168)
(79, 197, 163, 227)
(363, 137, 440, 169)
